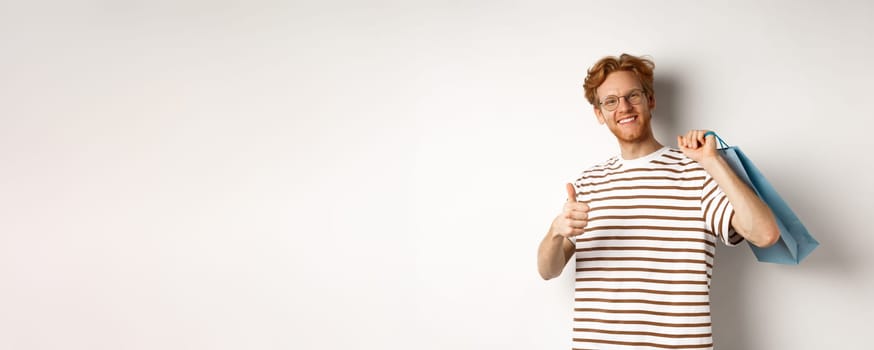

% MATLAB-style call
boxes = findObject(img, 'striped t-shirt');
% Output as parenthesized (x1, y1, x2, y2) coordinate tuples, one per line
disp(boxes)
(570, 146, 742, 350)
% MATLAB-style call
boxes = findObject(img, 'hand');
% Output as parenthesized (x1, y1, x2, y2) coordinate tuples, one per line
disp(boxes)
(550, 183, 589, 239)
(677, 129, 718, 164)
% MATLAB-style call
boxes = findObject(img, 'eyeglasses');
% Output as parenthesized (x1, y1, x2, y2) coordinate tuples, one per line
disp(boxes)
(599, 89, 646, 111)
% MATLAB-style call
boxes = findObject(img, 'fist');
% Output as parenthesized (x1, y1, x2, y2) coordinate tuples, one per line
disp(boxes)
(550, 183, 589, 239)
(677, 129, 717, 163)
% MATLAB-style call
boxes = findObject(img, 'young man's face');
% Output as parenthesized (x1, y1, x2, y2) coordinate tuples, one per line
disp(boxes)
(593, 70, 656, 144)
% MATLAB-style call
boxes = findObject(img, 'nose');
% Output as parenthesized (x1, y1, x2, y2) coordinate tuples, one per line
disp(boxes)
(616, 96, 634, 112)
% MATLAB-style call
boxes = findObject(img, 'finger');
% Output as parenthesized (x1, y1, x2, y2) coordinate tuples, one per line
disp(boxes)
(689, 130, 704, 148)
(696, 130, 707, 145)
(687, 130, 698, 148)
(703, 130, 716, 148)
(563, 201, 578, 214)
(568, 219, 587, 228)
(566, 183, 577, 203)
(677, 135, 685, 149)
(568, 211, 588, 220)
(569, 202, 589, 212)
(568, 228, 586, 237)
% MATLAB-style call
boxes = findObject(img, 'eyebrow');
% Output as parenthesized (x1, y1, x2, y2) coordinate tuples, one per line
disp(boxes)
(600, 88, 644, 99)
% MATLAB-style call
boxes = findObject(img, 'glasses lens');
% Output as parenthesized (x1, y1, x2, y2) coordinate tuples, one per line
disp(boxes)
(628, 91, 643, 104)
(602, 97, 618, 110)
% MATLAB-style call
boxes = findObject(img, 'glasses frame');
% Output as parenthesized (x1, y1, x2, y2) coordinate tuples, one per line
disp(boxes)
(598, 89, 647, 112)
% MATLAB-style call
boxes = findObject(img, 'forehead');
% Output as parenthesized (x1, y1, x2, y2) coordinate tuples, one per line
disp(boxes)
(596, 71, 642, 96)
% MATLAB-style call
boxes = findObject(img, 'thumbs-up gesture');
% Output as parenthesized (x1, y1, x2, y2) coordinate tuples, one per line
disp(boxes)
(550, 183, 590, 239)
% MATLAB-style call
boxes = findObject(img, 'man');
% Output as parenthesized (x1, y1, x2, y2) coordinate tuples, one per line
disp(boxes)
(537, 54, 779, 349)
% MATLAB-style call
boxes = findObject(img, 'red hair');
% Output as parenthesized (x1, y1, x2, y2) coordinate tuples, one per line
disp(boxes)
(583, 54, 655, 106)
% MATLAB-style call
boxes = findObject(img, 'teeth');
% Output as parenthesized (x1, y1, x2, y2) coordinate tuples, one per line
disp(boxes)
(618, 116, 636, 124)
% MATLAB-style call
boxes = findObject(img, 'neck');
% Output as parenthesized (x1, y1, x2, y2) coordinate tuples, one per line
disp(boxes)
(618, 136, 663, 160)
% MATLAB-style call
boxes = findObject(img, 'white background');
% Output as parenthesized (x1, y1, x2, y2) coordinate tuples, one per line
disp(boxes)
(2, 1, 873, 349)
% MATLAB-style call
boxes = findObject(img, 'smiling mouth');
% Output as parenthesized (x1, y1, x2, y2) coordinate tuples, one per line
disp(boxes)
(617, 116, 637, 124)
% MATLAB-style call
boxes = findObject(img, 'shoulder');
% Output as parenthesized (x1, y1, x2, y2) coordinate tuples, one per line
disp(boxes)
(653, 148, 693, 164)
(651, 148, 705, 171)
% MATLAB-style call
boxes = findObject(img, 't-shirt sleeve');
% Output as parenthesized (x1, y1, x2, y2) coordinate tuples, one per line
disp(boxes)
(701, 174, 744, 246)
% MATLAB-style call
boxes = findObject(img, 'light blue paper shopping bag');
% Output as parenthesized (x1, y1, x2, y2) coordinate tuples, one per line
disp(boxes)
(705, 132, 819, 264)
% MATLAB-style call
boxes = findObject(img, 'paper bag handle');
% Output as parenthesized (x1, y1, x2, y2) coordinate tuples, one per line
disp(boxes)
(703, 131, 730, 149)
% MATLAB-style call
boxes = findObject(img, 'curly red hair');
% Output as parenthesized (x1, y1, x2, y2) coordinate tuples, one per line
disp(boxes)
(583, 53, 655, 106)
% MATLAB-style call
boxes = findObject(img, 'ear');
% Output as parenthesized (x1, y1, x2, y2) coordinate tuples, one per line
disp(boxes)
(648, 93, 656, 111)
(594, 106, 606, 125)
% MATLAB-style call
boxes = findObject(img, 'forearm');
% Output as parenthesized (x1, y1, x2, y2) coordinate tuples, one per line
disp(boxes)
(538, 230, 572, 280)
(699, 156, 779, 247)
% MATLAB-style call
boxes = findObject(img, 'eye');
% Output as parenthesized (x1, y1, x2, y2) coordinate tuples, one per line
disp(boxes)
(603, 97, 618, 106)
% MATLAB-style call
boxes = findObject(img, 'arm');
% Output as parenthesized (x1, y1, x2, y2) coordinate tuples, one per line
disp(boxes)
(538, 183, 588, 280)
(678, 130, 780, 247)
(538, 229, 576, 280)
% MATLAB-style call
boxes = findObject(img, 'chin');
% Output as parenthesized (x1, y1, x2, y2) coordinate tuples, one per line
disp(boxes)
(610, 126, 652, 144)
(611, 131, 644, 143)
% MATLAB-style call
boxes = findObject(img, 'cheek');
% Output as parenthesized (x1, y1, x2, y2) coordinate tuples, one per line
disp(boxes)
(594, 109, 607, 124)
(636, 104, 652, 115)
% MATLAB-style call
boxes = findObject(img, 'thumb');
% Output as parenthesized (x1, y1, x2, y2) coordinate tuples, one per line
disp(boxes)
(566, 183, 577, 202)
(704, 132, 716, 149)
